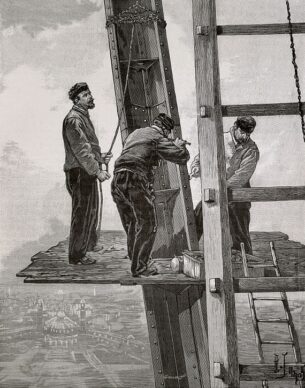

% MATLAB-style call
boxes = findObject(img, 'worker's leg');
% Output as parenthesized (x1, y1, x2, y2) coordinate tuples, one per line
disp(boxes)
(111, 172, 136, 261)
(194, 201, 204, 240)
(128, 178, 157, 276)
(229, 203, 252, 254)
(66, 168, 99, 263)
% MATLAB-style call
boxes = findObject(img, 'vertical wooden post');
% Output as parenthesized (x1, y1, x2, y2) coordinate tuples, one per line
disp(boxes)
(192, 0, 240, 387)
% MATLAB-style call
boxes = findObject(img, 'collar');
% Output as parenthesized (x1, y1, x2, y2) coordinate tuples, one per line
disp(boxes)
(72, 104, 89, 117)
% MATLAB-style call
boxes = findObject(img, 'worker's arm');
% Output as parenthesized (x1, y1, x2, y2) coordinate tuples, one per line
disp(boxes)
(227, 148, 259, 188)
(156, 137, 190, 164)
(64, 117, 101, 176)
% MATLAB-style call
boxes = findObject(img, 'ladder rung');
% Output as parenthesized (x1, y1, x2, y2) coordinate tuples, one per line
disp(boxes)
(253, 296, 283, 301)
(257, 318, 288, 323)
(248, 264, 275, 268)
(262, 340, 294, 345)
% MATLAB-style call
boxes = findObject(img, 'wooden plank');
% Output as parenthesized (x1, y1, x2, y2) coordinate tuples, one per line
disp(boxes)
(229, 186, 305, 202)
(217, 22, 305, 36)
(188, 286, 211, 388)
(233, 277, 305, 293)
(222, 102, 305, 117)
(192, 0, 239, 386)
(148, 286, 188, 388)
(239, 363, 305, 381)
(177, 287, 207, 388)
(142, 286, 167, 388)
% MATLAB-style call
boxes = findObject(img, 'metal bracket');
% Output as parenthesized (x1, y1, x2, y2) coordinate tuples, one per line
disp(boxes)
(204, 188, 216, 203)
(209, 278, 222, 293)
(214, 362, 225, 380)
(200, 106, 208, 118)
(196, 25, 209, 36)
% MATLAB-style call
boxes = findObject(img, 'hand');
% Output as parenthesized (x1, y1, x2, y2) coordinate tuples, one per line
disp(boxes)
(101, 152, 113, 164)
(97, 170, 111, 182)
(190, 166, 200, 178)
(174, 138, 189, 148)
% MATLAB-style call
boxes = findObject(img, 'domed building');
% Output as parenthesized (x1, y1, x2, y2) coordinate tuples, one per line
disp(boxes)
(44, 311, 79, 347)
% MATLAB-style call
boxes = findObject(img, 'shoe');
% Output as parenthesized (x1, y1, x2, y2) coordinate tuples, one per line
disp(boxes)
(88, 243, 104, 253)
(132, 264, 159, 277)
(70, 256, 96, 265)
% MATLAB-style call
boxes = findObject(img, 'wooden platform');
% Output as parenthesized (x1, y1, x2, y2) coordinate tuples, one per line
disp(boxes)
(17, 231, 305, 287)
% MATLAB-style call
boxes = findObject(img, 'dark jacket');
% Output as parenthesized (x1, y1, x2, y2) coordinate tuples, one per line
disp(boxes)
(114, 125, 190, 181)
(62, 105, 101, 176)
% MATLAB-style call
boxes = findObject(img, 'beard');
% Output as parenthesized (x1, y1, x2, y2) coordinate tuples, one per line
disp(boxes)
(88, 101, 95, 109)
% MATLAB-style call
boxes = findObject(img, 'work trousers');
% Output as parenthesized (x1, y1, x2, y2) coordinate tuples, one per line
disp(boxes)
(194, 200, 253, 254)
(111, 170, 157, 276)
(65, 168, 99, 263)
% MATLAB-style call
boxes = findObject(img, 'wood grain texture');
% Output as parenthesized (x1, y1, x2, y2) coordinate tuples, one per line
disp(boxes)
(192, 0, 239, 386)
(217, 22, 305, 35)
(222, 102, 305, 117)
(239, 363, 305, 381)
(229, 186, 305, 202)
(234, 276, 305, 292)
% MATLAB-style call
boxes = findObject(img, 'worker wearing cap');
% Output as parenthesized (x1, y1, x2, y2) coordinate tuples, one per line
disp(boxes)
(111, 113, 190, 277)
(63, 82, 112, 265)
(191, 116, 259, 254)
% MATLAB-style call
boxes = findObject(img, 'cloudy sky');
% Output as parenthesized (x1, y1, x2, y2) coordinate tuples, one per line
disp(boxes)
(0, 0, 304, 262)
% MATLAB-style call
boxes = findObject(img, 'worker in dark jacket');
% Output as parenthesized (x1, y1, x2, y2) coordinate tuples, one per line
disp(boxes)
(63, 82, 112, 265)
(191, 116, 259, 254)
(111, 113, 190, 277)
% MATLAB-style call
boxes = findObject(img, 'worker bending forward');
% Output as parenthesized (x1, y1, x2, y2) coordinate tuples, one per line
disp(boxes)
(111, 113, 190, 277)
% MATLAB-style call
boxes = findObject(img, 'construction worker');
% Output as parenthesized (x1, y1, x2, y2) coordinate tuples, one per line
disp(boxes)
(191, 116, 259, 254)
(111, 113, 190, 277)
(63, 82, 112, 265)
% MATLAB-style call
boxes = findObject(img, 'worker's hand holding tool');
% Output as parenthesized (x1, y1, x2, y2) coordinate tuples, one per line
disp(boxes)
(174, 138, 191, 148)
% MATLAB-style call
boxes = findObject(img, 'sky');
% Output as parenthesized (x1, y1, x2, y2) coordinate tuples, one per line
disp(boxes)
(0, 0, 305, 265)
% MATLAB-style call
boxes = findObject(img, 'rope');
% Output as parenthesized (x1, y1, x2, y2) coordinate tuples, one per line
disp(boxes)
(107, 23, 135, 155)
(285, 0, 305, 141)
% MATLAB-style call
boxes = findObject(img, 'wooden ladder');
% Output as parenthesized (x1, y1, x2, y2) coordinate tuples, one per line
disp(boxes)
(192, 0, 305, 386)
(241, 241, 302, 365)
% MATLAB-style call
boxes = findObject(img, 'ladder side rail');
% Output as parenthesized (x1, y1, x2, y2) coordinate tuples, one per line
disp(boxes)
(270, 242, 303, 363)
(192, 0, 239, 386)
(241, 243, 265, 362)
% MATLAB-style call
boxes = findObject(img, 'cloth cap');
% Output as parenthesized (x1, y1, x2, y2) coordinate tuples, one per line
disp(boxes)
(68, 82, 89, 101)
(235, 116, 256, 133)
(153, 113, 175, 130)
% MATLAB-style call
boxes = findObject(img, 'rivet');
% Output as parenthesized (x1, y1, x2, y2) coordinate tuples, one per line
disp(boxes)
(158, 370, 162, 374)
(151, 324, 155, 328)
(168, 91, 171, 95)
(165, 67, 168, 71)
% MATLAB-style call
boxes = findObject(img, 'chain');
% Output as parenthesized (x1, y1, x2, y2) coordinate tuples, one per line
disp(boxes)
(286, 0, 305, 141)
(106, 1, 166, 28)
